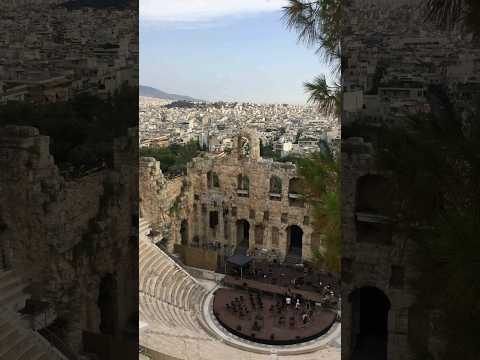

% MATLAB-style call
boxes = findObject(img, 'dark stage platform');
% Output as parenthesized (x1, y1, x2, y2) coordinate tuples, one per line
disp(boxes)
(213, 287, 336, 345)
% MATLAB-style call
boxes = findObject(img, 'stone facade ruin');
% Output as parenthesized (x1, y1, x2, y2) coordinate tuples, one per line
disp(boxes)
(341, 138, 416, 360)
(140, 130, 322, 265)
(341, 0, 480, 359)
(0, 125, 138, 355)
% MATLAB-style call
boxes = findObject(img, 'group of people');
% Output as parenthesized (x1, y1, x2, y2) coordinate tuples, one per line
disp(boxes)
(224, 289, 317, 331)
(275, 291, 315, 326)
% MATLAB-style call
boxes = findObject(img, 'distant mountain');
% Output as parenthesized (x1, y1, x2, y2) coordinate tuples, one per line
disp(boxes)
(140, 85, 202, 102)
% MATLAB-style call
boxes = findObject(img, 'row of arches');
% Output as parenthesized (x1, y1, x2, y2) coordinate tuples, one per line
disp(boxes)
(231, 220, 304, 257)
(205, 171, 303, 196)
(181, 218, 303, 256)
(206, 170, 304, 206)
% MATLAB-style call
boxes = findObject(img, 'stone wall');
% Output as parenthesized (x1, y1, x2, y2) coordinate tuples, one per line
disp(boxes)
(183, 154, 315, 261)
(0, 125, 138, 352)
(341, 138, 416, 360)
(139, 130, 321, 263)
(340, 0, 480, 358)
(139, 157, 184, 251)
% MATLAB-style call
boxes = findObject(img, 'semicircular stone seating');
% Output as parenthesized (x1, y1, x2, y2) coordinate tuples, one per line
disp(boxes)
(139, 219, 210, 339)
(139, 219, 340, 360)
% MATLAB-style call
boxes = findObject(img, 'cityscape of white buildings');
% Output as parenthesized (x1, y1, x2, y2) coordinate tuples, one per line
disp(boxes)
(0, 0, 138, 104)
(140, 97, 340, 158)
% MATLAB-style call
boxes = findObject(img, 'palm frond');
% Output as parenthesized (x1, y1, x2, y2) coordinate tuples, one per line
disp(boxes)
(282, 0, 342, 64)
(303, 75, 340, 115)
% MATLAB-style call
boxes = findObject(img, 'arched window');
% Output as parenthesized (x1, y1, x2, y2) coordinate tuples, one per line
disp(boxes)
(207, 171, 220, 189)
(288, 178, 304, 207)
(269, 176, 282, 200)
(237, 174, 249, 197)
(356, 174, 391, 214)
(238, 135, 251, 158)
(355, 174, 392, 244)
(288, 178, 303, 195)
(207, 171, 213, 189)
(213, 173, 220, 187)
(180, 219, 189, 246)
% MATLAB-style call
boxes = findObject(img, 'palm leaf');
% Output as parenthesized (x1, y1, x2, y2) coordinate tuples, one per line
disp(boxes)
(304, 75, 340, 115)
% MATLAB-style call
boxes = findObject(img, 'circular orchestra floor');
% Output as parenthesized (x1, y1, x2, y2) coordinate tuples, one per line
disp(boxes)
(212, 287, 336, 345)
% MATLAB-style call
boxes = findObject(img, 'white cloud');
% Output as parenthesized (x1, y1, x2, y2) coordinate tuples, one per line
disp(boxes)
(140, 0, 288, 22)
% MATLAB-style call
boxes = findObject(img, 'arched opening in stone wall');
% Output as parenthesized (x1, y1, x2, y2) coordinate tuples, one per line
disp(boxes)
(349, 286, 390, 360)
(207, 171, 220, 189)
(236, 219, 250, 253)
(287, 225, 303, 257)
(356, 175, 391, 214)
(237, 174, 250, 197)
(269, 176, 282, 200)
(209, 211, 219, 229)
(355, 175, 392, 244)
(180, 219, 188, 246)
(238, 136, 251, 158)
(192, 235, 200, 247)
(288, 178, 304, 207)
(97, 273, 118, 336)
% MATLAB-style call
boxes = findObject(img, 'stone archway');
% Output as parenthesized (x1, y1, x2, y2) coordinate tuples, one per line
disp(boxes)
(180, 219, 188, 246)
(235, 219, 250, 254)
(236, 130, 261, 160)
(287, 225, 303, 257)
(349, 286, 390, 360)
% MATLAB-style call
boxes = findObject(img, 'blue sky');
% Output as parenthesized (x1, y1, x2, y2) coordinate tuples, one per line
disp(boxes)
(140, 0, 331, 104)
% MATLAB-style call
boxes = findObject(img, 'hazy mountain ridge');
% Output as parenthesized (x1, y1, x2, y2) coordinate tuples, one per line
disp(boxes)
(140, 85, 202, 102)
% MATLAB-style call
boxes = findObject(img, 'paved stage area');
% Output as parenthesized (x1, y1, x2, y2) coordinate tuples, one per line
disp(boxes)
(213, 287, 336, 345)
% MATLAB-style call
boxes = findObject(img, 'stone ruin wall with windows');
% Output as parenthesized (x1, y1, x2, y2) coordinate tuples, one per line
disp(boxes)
(341, 138, 417, 360)
(140, 130, 323, 263)
(0, 125, 138, 352)
(340, 0, 480, 358)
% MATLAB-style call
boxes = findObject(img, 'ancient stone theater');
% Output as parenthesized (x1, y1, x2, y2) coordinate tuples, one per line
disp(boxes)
(139, 130, 341, 359)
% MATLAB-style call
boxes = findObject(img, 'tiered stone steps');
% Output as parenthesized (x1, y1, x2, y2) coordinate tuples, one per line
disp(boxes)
(139, 224, 209, 339)
(0, 270, 67, 360)
(0, 270, 29, 313)
(139, 220, 341, 360)
(139, 218, 151, 238)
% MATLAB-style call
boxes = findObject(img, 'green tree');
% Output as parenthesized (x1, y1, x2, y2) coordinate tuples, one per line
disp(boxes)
(283, 0, 342, 115)
(298, 150, 340, 272)
(374, 88, 480, 359)
(139, 141, 201, 177)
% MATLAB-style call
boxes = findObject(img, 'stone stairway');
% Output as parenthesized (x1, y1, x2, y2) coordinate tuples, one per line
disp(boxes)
(139, 218, 151, 238)
(0, 269, 68, 360)
(0, 270, 29, 313)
